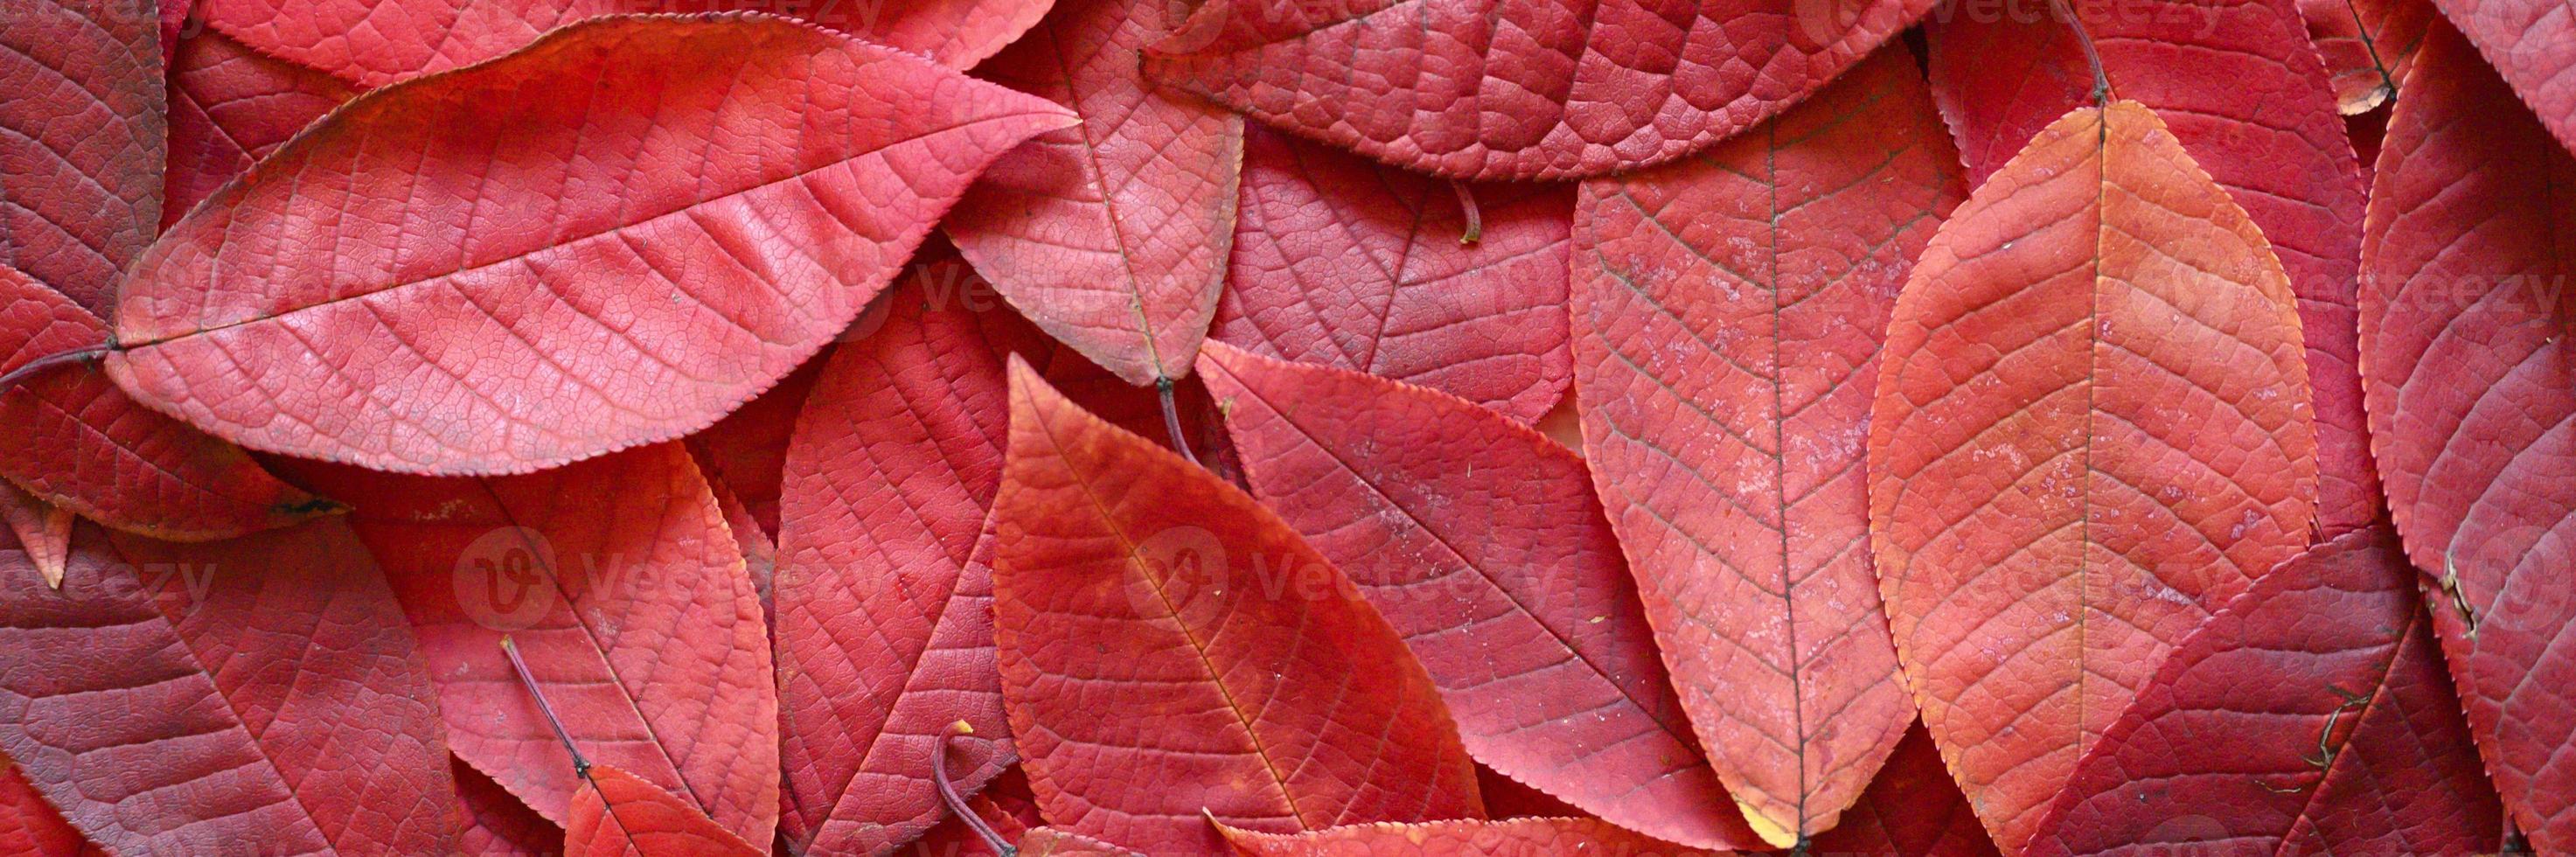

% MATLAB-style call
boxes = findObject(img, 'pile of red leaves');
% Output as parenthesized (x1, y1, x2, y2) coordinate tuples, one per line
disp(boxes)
(1, 0, 2568, 851)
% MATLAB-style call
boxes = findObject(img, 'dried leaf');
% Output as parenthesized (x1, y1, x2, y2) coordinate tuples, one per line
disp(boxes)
(1868, 100, 2318, 852)
(1570, 45, 1961, 843)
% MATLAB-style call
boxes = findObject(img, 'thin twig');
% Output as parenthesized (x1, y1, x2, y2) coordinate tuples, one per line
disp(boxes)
(2050, 0, 2113, 104)
(0, 345, 111, 395)
(934, 721, 1015, 857)
(500, 636, 590, 777)
(1156, 377, 1201, 466)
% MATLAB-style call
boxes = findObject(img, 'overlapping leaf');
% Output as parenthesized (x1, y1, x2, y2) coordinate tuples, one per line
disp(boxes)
(1210, 128, 1571, 422)
(1868, 100, 2319, 852)
(992, 358, 1482, 854)
(0, 756, 94, 855)
(1806, 726, 1999, 857)
(2359, 24, 2576, 851)
(271, 444, 781, 846)
(162, 29, 354, 227)
(1570, 45, 1960, 844)
(0, 484, 70, 589)
(2023, 527, 2502, 855)
(0, 0, 162, 315)
(196, 0, 1051, 87)
(1196, 342, 1754, 849)
(1215, 818, 1709, 855)
(106, 15, 1075, 475)
(458, 758, 565, 856)
(1926, 0, 2374, 533)
(567, 763, 765, 857)
(1144, 0, 1938, 178)
(2430, 0, 2576, 156)
(945, 0, 1243, 386)
(2299, 0, 2436, 113)
(0, 520, 464, 854)
(774, 273, 1050, 856)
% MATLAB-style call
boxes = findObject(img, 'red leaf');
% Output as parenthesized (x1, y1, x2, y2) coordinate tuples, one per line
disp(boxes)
(568, 763, 765, 857)
(459, 758, 567, 857)
(1196, 341, 1755, 849)
(0, 484, 72, 589)
(0, 761, 96, 857)
(774, 275, 1049, 855)
(1925, 0, 2376, 535)
(2359, 24, 2576, 851)
(686, 348, 827, 543)
(1020, 827, 1134, 856)
(2298, 0, 2437, 113)
(0, 520, 466, 854)
(1804, 726, 1998, 857)
(1868, 101, 2319, 852)
(0, 0, 163, 315)
(945, 0, 1243, 386)
(2, 263, 333, 540)
(161, 28, 354, 229)
(270, 444, 782, 846)
(2022, 527, 2503, 855)
(106, 14, 1076, 475)
(909, 768, 1045, 857)
(197, 0, 1049, 87)
(1143, 0, 1935, 179)
(992, 357, 1482, 854)
(1472, 767, 1585, 822)
(1569, 46, 1960, 844)
(2431, 0, 2576, 157)
(1215, 817, 1711, 855)
(1211, 128, 1573, 423)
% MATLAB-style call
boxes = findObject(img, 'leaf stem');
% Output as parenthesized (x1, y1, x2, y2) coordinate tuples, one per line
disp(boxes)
(500, 636, 590, 777)
(2050, 0, 2113, 104)
(0, 345, 111, 395)
(1156, 377, 1201, 466)
(934, 721, 1014, 857)
(1448, 180, 1483, 245)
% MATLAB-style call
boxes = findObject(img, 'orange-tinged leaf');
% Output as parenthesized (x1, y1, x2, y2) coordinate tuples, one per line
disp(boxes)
(269, 444, 781, 846)
(2359, 24, 2576, 851)
(1, 0, 163, 315)
(1570, 46, 1961, 843)
(0, 520, 466, 854)
(568, 763, 765, 857)
(1020, 827, 1134, 856)
(774, 275, 1050, 855)
(944, 0, 1243, 386)
(1215, 817, 1712, 856)
(0, 484, 71, 589)
(106, 14, 1076, 475)
(1142, 0, 1937, 179)
(1197, 342, 1757, 849)
(1867, 100, 2319, 852)
(992, 357, 1482, 854)
(3, 262, 333, 541)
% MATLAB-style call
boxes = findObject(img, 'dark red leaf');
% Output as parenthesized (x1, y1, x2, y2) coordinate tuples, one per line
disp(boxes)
(2298, 0, 2436, 113)
(1925, 0, 2377, 535)
(0, 761, 96, 856)
(2359, 23, 2576, 851)
(1197, 341, 1756, 849)
(2023, 528, 2503, 855)
(0, 520, 465, 854)
(567, 763, 765, 857)
(685, 347, 827, 543)
(107, 14, 1075, 475)
(992, 357, 1482, 854)
(2430, 0, 2576, 157)
(161, 28, 353, 229)
(773, 275, 1050, 855)
(1472, 767, 1586, 822)
(1869, 101, 2319, 851)
(1144, 0, 1937, 179)
(0, 0, 163, 315)
(270, 444, 781, 845)
(1210, 128, 1572, 423)
(459, 758, 567, 857)
(908, 768, 1044, 857)
(1802, 726, 1999, 857)
(1569, 45, 1961, 843)
(945, 0, 1243, 385)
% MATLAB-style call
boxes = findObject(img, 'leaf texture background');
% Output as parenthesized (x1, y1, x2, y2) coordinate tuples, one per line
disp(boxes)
(1868, 100, 2319, 852)
(1215, 817, 1711, 855)
(0, 761, 94, 856)
(1570, 45, 1960, 843)
(2429, 0, 2576, 157)
(161, 29, 353, 228)
(108, 15, 1076, 474)
(2359, 24, 2576, 851)
(1144, 0, 1938, 178)
(992, 359, 1482, 854)
(0, 0, 163, 315)
(1197, 342, 1754, 849)
(1212, 128, 1572, 423)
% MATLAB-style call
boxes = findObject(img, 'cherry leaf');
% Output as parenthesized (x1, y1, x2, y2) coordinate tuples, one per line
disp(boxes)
(270, 444, 781, 846)
(1570, 45, 1961, 844)
(2430, 0, 2576, 157)
(1215, 817, 1709, 855)
(458, 758, 565, 857)
(1868, 100, 2319, 852)
(106, 14, 1076, 475)
(1807, 726, 2000, 857)
(944, 0, 1243, 386)
(1197, 341, 1756, 849)
(2359, 24, 2576, 851)
(1, 758, 96, 856)
(162, 28, 354, 228)
(0, 0, 162, 315)
(0, 520, 465, 854)
(0, 484, 71, 589)
(567, 763, 765, 857)
(2298, 0, 2437, 113)
(992, 357, 1482, 854)
(1212, 128, 1573, 423)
